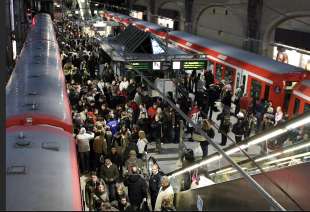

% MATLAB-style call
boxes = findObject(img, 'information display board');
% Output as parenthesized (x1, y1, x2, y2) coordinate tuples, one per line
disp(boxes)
(182, 61, 207, 70)
(127, 61, 162, 70)
(127, 62, 151, 70)
(172, 61, 207, 70)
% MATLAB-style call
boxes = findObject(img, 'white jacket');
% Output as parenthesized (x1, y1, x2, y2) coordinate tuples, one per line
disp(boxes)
(77, 132, 94, 152)
(137, 138, 148, 154)
(119, 80, 129, 91)
(154, 185, 174, 211)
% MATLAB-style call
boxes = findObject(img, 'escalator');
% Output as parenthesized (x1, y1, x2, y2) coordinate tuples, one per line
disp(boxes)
(135, 65, 310, 211)
(166, 112, 310, 211)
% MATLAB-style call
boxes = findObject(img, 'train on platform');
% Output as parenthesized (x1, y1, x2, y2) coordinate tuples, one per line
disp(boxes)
(102, 11, 310, 117)
(5, 14, 82, 210)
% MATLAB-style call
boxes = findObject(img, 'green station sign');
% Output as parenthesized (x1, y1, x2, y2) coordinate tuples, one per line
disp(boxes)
(182, 61, 206, 70)
(127, 62, 151, 70)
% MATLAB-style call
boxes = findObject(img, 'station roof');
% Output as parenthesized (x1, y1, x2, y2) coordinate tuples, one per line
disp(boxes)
(99, 25, 189, 62)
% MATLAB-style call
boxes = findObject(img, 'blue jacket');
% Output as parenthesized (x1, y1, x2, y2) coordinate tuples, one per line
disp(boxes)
(107, 119, 119, 136)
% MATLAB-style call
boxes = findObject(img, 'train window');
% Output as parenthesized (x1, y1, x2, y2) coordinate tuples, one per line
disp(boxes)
(224, 66, 234, 84)
(215, 63, 223, 81)
(250, 79, 261, 99)
(207, 60, 214, 72)
(294, 98, 300, 114)
(264, 85, 270, 101)
(304, 103, 310, 112)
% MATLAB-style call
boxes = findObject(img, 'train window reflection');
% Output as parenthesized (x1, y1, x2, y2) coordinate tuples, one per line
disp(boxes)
(250, 79, 261, 99)
(304, 103, 310, 112)
(294, 98, 300, 114)
(215, 63, 223, 81)
(224, 66, 234, 84)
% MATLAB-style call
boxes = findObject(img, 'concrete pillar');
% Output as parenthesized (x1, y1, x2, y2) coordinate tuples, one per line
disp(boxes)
(184, 0, 194, 33)
(147, 0, 157, 23)
(245, 0, 263, 53)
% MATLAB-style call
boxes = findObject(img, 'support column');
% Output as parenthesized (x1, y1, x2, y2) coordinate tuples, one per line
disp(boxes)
(184, 0, 194, 33)
(147, 0, 156, 23)
(245, 0, 263, 53)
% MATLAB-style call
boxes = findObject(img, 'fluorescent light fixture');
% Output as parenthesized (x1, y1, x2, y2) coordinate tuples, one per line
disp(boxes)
(255, 152, 281, 162)
(283, 142, 310, 153)
(265, 152, 310, 165)
(248, 129, 286, 146)
(95, 3, 99, 6)
(286, 116, 310, 130)
(226, 144, 248, 155)
(216, 167, 233, 174)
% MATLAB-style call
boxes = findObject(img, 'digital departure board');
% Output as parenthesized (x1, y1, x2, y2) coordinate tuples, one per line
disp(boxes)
(127, 62, 151, 70)
(182, 61, 206, 70)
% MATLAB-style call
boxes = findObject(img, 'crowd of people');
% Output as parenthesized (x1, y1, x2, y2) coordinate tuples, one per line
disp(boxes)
(54, 15, 295, 211)
(56, 18, 178, 211)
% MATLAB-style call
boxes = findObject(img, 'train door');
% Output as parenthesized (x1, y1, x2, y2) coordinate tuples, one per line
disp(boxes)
(215, 63, 224, 83)
(250, 78, 262, 100)
(235, 69, 248, 95)
(224, 65, 235, 92)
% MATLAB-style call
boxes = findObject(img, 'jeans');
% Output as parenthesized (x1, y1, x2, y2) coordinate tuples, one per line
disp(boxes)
(200, 142, 209, 158)
(107, 182, 116, 201)
(78, 151, 90, 173)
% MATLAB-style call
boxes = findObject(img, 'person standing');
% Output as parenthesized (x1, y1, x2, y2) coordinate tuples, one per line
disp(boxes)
(137, 130, 148, 159)
(149, 164, 164, 211)
(77, 127, 95, 174)
(193, 119, 215, 158)
(232, 112, 246, 143)
(155, 176, 174, 211)
(99, 157, 119, 201)
(217, 106, 231, 146)
(123, 165, 148, 211)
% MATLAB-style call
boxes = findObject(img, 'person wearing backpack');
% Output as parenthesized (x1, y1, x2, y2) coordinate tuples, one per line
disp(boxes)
(217, 106, 231, 146)
(192, 119, 215, 158)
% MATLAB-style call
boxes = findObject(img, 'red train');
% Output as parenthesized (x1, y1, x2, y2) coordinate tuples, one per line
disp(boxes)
(5, 14, 82, 210)
(102, 11, 310, 117)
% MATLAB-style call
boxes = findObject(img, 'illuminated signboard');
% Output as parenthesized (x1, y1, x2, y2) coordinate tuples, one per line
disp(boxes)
(182, 61, 206, 70)
(172, 61, 181, 70)
(127, 62, 151, 70)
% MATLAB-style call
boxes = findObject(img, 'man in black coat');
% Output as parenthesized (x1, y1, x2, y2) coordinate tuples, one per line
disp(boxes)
(204, 69, 214, 89)
(123, 165, 148, 211)
(149, 164, 164, 210)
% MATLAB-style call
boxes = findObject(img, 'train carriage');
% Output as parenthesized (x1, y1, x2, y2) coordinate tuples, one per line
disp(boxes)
(6, 13, 73, 133)
(167, 31, 308, 111)
(288, 80, 310, 116)
(6, 125, 82, 211)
